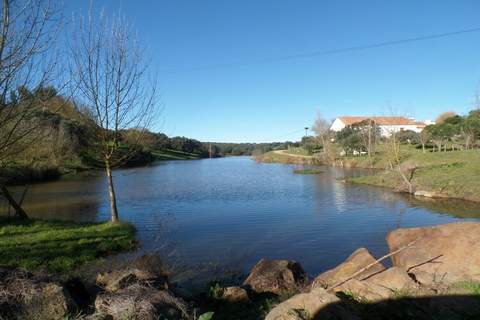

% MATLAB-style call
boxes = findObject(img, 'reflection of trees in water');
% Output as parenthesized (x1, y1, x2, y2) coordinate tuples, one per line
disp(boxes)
(406, 196, 480, 219)
(0, 176, 105, 222)
(313, 167, 480, 228)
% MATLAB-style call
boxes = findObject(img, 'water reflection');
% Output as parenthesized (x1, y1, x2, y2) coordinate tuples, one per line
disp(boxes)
(1, 157, 479, 276)
(1, 173, 104, 222)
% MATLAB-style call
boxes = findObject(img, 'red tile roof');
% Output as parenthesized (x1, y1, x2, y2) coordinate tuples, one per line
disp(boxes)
(338, 116, 422, 126)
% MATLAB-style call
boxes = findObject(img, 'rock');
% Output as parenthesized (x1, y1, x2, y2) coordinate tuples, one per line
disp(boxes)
(243, 259, 308, 295)
(0, 272, 76, 320)
(334, 278, 392, 302)
(366, 267, 418, 292)
(414, 190, 449, 199)
(414, 190, 435, 198)
(312, 248, 385, 289)
(265, 287, 356, 320)
(386, 222, 480, 285)
(95, 284, 187, 320)
(96, 268, 167, 292)
(329, 267, 419, 303)
(222, 286, 250, 303)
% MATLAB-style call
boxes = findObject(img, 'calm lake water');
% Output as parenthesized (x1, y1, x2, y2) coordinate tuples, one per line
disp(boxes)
(3, 156, 480, 278)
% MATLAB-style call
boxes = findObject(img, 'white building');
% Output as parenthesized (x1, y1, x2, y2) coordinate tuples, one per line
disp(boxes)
(330, 116, 429, 137)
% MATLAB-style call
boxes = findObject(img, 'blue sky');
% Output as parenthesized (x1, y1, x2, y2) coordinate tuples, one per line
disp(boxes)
(66, 1, 480, 142)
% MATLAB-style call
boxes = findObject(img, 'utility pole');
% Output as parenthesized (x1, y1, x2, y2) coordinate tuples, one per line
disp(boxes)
(304, 127, 309, 148)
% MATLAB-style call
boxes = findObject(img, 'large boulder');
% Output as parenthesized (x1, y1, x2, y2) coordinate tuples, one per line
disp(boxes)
(95, 284, 188, 320)
(265, 287, 356, 320)
(243, 259, 308, 295)
(312, 248, 385, 289)
(0, 270, 76, 320)
(386, 222, 480, 285)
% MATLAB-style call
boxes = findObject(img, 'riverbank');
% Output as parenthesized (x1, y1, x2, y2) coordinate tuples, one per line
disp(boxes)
(1, 221, 479, 319)
(253, 149, 318, 165)
(254, 146, 480, 203)
(345, 147, 480, 203)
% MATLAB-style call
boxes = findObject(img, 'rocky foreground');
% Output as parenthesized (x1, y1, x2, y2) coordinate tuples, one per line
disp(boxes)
(1, 222, 479, 319)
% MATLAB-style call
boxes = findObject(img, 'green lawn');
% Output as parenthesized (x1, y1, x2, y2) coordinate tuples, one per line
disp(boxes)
(0, 219, 136, 273)
(347, 146, 480, 202)
(151, 148, 201, 160)
(285, 147, 312, 156)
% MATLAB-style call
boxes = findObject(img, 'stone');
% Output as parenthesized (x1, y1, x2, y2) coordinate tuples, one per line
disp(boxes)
(96, 268, 167, 292)
(0, 273, 76, 320)
(222, 286, 250, 303)
(334, 279, 392, 302)
(386, 222, 480, 285)
(243, 259, 308, 295)
(95, 284, 188, 320)
(312, 248, 385, 289)
(366, 267, 418, 292)
(265, 287, 357, 320)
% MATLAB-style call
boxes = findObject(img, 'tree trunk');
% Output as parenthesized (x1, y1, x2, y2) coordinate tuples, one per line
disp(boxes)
(0, 184, 29, 219)
(105, 159, 119, 222)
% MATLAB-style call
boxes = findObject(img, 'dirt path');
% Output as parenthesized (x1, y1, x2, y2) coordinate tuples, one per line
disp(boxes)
(273, 150, 313, 158)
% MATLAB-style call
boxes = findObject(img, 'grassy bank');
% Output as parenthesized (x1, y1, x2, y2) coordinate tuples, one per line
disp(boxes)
(152, 148, 202, 160)
(346, 145, 480, 202)
(0, 219, 136, 273)
(254, 149, 317, 165)
(293, 169, 323, 174)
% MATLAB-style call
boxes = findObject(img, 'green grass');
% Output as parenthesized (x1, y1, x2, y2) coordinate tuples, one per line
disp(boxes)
(285, 147, 311, 156)
(254, 150, 316, 165)
(293, 169, 323, 174)
(451, 281, 480, 295)
(346, 145, 480, 202)
(152, 148, 201, 160)
(0, 218, 136, 273)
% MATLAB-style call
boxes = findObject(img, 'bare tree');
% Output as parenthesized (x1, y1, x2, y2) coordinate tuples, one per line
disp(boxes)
(385, 129, 416, 194)
(0, 0, 61, 219)
(311, 112, 330, 153)
(69, 10, 158, 222)
(417, 129, 430, 153)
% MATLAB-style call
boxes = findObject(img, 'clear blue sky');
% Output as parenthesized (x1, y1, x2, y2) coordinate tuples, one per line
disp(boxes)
(66, 1, 480, 143)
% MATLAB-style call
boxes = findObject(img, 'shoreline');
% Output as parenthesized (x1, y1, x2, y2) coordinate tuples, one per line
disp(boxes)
(254, 149, 480, 203)
(1, 219, 479, 319)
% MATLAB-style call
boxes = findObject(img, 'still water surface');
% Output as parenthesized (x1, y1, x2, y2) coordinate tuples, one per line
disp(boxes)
(3, 156, 480, 276)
